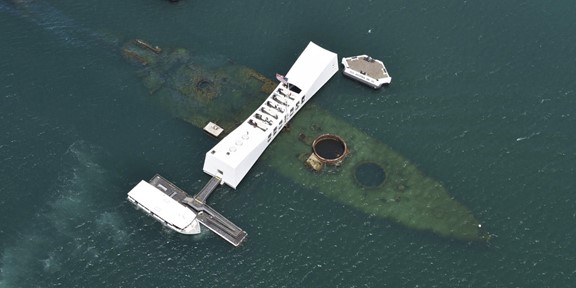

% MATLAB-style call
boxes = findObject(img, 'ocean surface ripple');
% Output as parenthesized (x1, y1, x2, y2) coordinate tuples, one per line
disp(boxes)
(1, 0, 575, 287)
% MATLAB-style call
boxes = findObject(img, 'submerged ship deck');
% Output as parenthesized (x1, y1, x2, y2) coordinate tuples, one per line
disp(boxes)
(125, 40, 486, 243)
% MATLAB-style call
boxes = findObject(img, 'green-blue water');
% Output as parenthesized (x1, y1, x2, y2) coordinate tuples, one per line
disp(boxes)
(1, 0, 575, 287)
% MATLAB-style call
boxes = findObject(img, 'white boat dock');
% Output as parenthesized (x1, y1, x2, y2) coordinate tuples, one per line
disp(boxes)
(341, 55, 391, 89)
(127, 176, 201, 235)
(128, 174, 247, 246)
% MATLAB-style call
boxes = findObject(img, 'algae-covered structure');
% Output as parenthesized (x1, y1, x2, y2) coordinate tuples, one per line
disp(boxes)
(122, 40, 488, 242)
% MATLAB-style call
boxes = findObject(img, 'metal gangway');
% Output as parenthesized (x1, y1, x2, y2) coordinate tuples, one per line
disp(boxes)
(149, 175, 247, 246)
(182, 176, 247, 246)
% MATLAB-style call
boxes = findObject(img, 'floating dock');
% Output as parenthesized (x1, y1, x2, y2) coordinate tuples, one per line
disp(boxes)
(127, 176, 201, 235)
(342, 55, 391, 89)
(128, 175, 247, 246)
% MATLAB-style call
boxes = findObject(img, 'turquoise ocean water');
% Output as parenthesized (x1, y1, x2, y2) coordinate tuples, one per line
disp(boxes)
(1, 0, 575, 287)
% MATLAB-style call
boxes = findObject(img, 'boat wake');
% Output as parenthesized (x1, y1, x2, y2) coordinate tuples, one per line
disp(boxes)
(0, 141, 128, 287)
(516, 131, 541, 142)
(0, 0, 119, 49)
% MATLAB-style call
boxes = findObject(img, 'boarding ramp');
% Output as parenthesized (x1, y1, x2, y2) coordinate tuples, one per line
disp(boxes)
(182, 176, 247, 246)
(150, 175, 247, 246)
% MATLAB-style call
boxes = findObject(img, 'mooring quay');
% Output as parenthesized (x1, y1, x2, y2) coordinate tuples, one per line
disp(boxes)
(130, 175, 247, 246)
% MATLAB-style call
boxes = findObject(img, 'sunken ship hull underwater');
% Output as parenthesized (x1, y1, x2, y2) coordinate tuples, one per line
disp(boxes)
(122, 40, 487, 242)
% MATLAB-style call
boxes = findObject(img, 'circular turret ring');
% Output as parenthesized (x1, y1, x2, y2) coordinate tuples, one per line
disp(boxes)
(312, 134, 349, 165)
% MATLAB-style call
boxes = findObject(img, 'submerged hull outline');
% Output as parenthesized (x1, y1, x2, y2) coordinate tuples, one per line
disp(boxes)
(123, 41, 487, 242)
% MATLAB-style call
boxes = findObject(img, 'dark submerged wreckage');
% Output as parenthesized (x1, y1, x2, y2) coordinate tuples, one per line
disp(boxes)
(122, 40, 489, 242)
